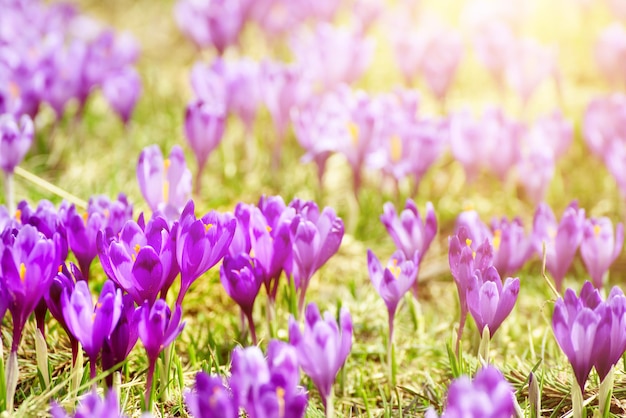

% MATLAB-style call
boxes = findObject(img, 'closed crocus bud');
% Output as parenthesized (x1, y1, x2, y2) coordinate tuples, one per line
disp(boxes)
(185, 372, 237, 418)
(184, 98, 226, 189)
(552, 281, 603, 393)
(0, 113, 34, 174)
(580, 217, 623, 289)
(102, 67, 142, 125)
(136, 145, 192, 222)
(367, 249, 418, 319)
(583, 94, 626, 158)
(62, 280, 122, 378)
(490, 217, 533, 277)
(220, 253, 263, 344)
(533, 202, 585, 291)
(594, 286, 626, 382)
(289, 303, 352, 412)
(380, 199, 437, 264)
(467, 266, 520, 338)
(101, 294, 139, 388)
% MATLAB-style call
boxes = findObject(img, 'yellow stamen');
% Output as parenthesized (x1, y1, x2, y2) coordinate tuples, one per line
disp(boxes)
(164, 158, 171, 171)
(465, 238, 472, 247)
(493, 229, 502, 251)
(250, 248, 256, 259)
(204, 223, 213, 232)
(266, 225, 272, 233)
(82, 212, 89, 222)
(388, 259, 401, 278)
(58, 265, 63, 273)
(8, 81, 20, 99)
(390, 135, 402, 162)
(348, 122, 359, 145)
(19, 263, 26, 282)
(14, 209, 21, 221)
(593, 224, 601, 237)
(134, 244, 141, 254)
(276, 386, 285, 418)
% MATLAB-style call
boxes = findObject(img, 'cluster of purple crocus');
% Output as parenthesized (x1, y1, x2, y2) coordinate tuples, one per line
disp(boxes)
(452, 201, 623, 292)
(552, 281, 626, 416)
(0, 0, 141, 124)
(174, 0, 380, 54)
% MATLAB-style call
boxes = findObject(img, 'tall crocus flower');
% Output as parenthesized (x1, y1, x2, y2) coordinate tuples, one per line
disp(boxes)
(289, 303, 352, 417)
(137, 299, 185, 410)
(175, 200, 236, 305)
(380, 200, 436, 297)
(101, 67, 142, 125)
(45, 264, 81, 364)
(594, 286, 626, 381)
(51, 390, 128, 418)
(449, 227, 494, 354)
(580, 217, 623, 289)
(185, 373, 238, 418)
(552, 282, 604, 416)
(62, 280, 122, 379)
(367, 250, 418, 384)
(1, 224, 61, 410)
(137, 145, 192, 223)
(533, 202, 585, 291)
(230, 341, 308, 418)
(288, 205, 344, 315)
(1, 113, 34, 213)
(467, 266, 520, 339)
(98, 215, 177, 305)
(220, 253, 264, 344)
(425, 366, 517, 418)
(101, 294, 139, 388)
(184, 98, 226, 193)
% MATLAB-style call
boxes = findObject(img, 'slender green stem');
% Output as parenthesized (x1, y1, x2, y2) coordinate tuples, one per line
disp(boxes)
(5, 351, 18, 412)
(387, 311, 395, 387)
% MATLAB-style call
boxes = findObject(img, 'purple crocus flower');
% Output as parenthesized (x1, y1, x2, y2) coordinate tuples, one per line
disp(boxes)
(87, 194, 133, 237)
(175, 200, 236, 305)
(288, 205, 344, 314)
(594, 286, 626, 381)
(0, 113, 34, 174)
(257, 195, 293, 301)
(220, 253, 264, 344)
(595, 23, 626, 88)
(490, 216, 533, 277)
(184, 98, 226, 192)
(45, 263, 81, 365)
(137, 299, 185, 409)
(289, 303, 352, 411)
(380, 200, 436, 295)
(290, 23, 374, 91)
(17, 199, 69, 261)
(174, 0, 245, 54)
(185, 373, 238, 418)
(1, 224, 61, 353)
(580, 217, 624, 289)
(532, 202, 585, 291)
(552, 282, 604, 391)
(583, 94, 626, 159)
(466, 266, 520, 338)
(425, 365, 517, 418)
(136, 145, 192, 222)
(102, 67, 141, 125)
(101, 294, 139, 388)
(230, 341, 308, 418)
(448, 227, 494, 353)
(98, 215, 177, 305)
(51, 390, 127, 418)
(62, 280, 122, 379)
(367, 250, 419, 323)
(59, 202, 106, 279)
